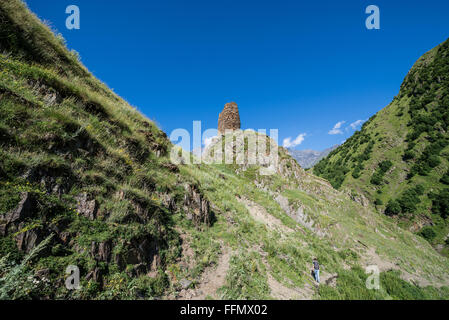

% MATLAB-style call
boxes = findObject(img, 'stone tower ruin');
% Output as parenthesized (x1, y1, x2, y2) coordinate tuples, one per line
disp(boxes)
(217, 102, 241, 134)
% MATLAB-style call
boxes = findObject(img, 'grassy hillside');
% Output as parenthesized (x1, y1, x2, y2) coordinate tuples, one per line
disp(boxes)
(314, 39, 449, 253)
(1, 0, 449, 300)
(0, 0, 198, 299)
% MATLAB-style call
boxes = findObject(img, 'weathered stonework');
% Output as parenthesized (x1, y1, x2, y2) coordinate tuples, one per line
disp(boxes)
(217, 102, 240, 134)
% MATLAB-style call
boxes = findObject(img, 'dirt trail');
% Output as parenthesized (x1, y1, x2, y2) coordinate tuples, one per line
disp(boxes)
(262, 258, 337, 299)
(239, 198, 340, 299)
(193, 246, 232, 299)
(252, 242, 335, 300)
(174, 243, 232, 300)
(266, 270, 314, 300)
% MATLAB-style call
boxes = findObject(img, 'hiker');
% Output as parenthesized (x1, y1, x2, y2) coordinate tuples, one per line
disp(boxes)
(312, 258, 320, 283)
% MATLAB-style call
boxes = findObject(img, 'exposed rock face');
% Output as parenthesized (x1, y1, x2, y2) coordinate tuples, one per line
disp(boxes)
(217, 102, 240, 134)
(22, 165, 75, 196)
(28, 80, 62, 107)
(15, 222, 46, 253)
(1, 192, 36, 237)
(274, 194, 325, 237)
(203, 130, 280, 175)
(90, 240, 112, 262)
(75, 193, 98, 220)
(5, 192, 35, 224)
(183, 184, 212, 227)
(346, 190, 369, 207)
(85, 267, 103, 286)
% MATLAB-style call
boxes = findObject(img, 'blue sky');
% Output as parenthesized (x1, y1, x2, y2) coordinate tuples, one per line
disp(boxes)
(25, 0, 449, 151)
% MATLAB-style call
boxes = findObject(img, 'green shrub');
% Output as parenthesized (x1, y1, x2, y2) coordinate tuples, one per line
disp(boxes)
(415, 184, 424, 195)
(374, 198, 383, 206)
(440, 171, 449, 185)
(385, 200, 401, 216)
(378, 160, 393, 172)
(352, 167, 361, 179)
(370, 172, 383, 185)
(428, 155, 441, 168)
(403, 150, 415, 161)
(397, 186, 424, 214)
(420, 227, 436, 241)
(0, 235, 53, 299)
(431, 188, 449, 219)
(370, 160, 393, 186)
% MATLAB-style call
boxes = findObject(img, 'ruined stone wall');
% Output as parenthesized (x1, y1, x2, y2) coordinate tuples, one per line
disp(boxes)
(217, 102, 241, 134)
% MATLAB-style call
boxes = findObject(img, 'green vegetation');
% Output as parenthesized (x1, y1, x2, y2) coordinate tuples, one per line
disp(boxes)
(218, 252, 270, 300)
(390, 185, 425, 215)
(0, 235, 53, 299)
(385, 200, 401, 216)
(374, 198, 383, 206)
(314, 37, 449, 251)
(431, 189, 449, 219)
(370, 160, 393, 185)
(1, 0, 449, 300)
(319, 267, 449, 300)
(314, 130, 375, 189)
(420, 227, 437, 241)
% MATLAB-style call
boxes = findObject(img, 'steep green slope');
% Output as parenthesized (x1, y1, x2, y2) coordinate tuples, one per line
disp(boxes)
(314, 39, 449, 251)
(0, 0, 206, 299)
(183, 131, 449, 299)
(1, 1, 449, 300)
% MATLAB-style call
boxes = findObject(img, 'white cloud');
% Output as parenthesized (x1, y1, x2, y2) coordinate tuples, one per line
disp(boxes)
(349, 119, 366, 130)
(283, 133, 306, 148)
(328, 121, 346, 135)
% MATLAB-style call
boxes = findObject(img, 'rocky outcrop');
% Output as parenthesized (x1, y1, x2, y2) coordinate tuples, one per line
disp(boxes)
(90, 240, 112, 263)
(15, 227, 40, 253)
(346, 190, 369, 208)
(183, 184, 213, 227)
(85, 267, 102, 283)
(1, 192, 36, 237)
(28, 80, 62, 107)
(22, 164, 75, 196)
(409, 215, 434, 233)
(274, 194, 325, 237)
(75, 193, 98, 220)
(113, 236, 161, 276)
(203, 130, 280, 176)
(5, 192, 35, 224)
(159, 192, 177, 212)
(217, 102, 240, 134)
(14, 222, 51, 254)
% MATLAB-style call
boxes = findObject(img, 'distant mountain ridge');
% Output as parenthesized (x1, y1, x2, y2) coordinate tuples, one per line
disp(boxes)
(288, 145, 339, 168)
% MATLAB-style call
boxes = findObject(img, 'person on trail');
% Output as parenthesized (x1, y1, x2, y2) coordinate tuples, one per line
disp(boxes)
(312, 258, 320, 283)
